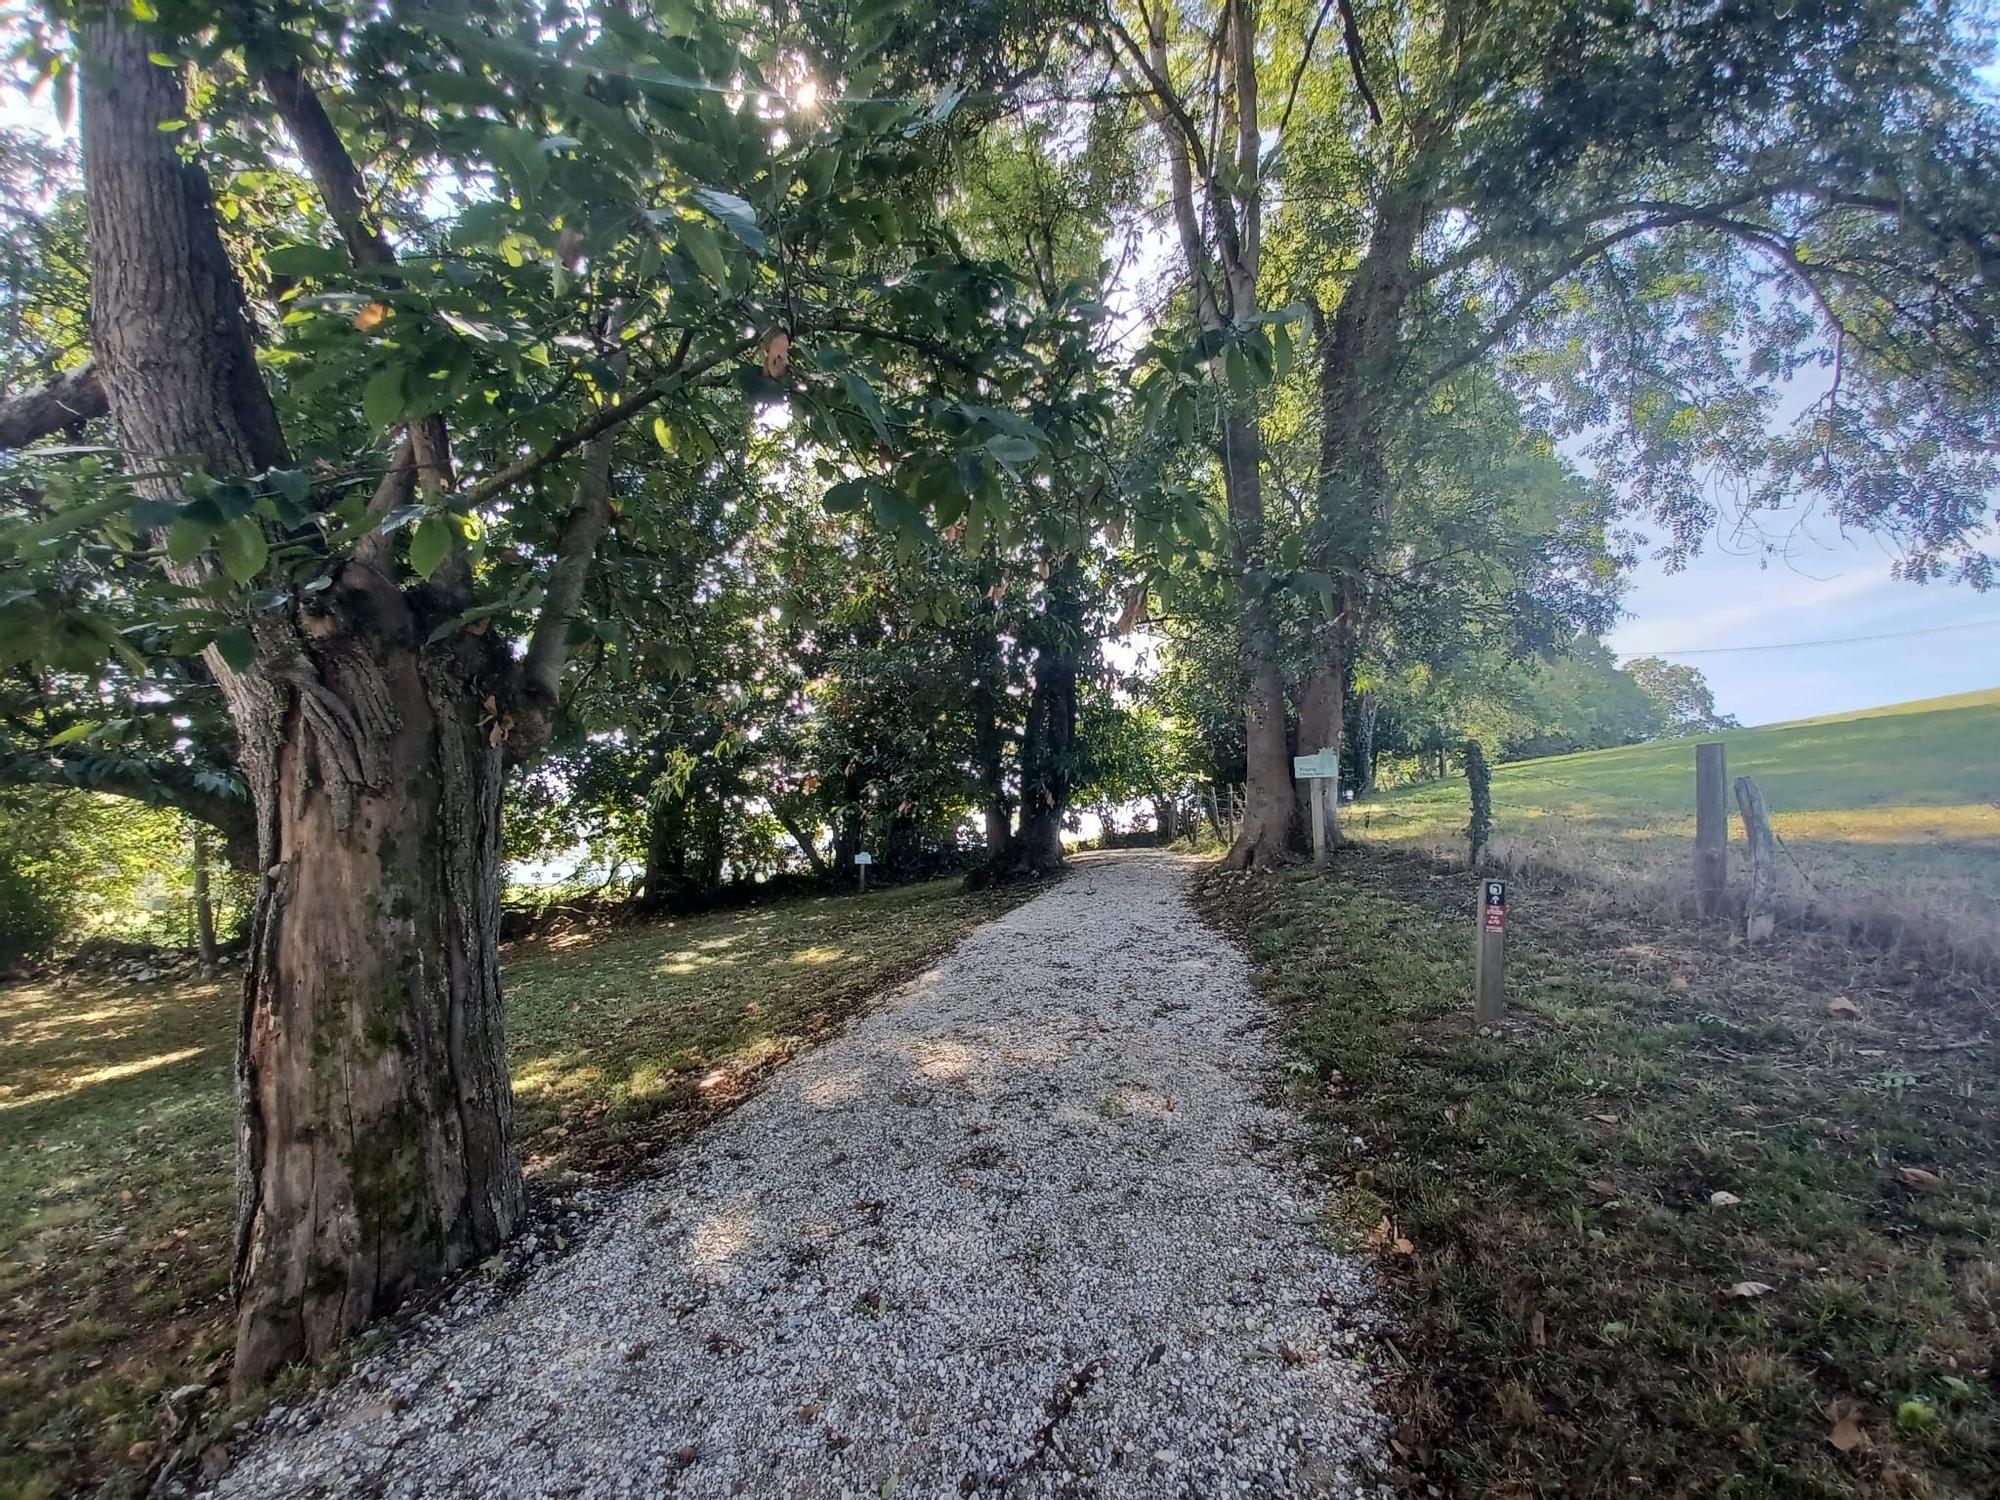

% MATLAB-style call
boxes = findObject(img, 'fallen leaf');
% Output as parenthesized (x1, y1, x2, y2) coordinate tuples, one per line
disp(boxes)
(1592, 1113, 1621, 1125)
(1898, 1166, 1947, 1192)
(1530, 1310, 1547, 1348)
(1587, 1178, 1619, 1197)
(1669, 974, 1689, 992)
(1829, 1414, 1866, 1452)
(1726, 1280, 1776, 1299)
(1827, 997, 1862, 1018)
(1710, 1191, 1743, 1208)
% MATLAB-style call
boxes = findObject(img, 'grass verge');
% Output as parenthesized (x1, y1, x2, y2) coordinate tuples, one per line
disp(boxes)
(1198, 847, 1997, 1498)
(0, 873, 1039, 1499)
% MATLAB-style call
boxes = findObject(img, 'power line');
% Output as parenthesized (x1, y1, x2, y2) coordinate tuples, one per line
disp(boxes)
(1620, 615, 2000, 657)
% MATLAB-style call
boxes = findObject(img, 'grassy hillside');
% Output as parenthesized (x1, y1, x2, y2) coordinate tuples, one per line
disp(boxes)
(1353, 689, 2000, 955)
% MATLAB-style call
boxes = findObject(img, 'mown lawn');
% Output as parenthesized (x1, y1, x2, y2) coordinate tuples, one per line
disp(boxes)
(1353, 690, 2000, 959)
(0, 874, 1036, 1499)
(1201, 848, 1998, 1498)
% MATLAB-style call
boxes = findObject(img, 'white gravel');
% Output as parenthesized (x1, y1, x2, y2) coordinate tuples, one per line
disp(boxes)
(207, 850, 1386, 1499)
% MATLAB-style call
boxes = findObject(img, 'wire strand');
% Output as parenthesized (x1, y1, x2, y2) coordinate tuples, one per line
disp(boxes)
(1621, 616, 2000, 657)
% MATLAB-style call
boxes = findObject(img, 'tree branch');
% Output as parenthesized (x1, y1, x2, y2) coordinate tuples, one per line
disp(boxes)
(1335, 0, 1382, 127)
(0, 365, 108, 451)
(462, 326, 767, 511)
(512, 305, 641, 746)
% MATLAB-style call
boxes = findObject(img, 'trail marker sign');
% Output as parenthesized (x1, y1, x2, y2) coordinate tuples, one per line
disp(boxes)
(1292, 748, 1339, 868)
(1475, 879, 1507, 1023)
(1292, 750, 1338, 780)
(854, 850, 872, 892)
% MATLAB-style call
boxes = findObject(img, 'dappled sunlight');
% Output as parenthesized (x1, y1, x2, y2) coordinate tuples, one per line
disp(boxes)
(683, 1205, 756, 1275)
(653, 949, 746, 977)
(0, 1045, 209, 1112)
(799, 1070, 865, 1108)
(512, 1054, 609, 1102)
(1, 978, 227, 1056)
(1771, 803, 2000, 846)
(910, 1038, 976, 1083)
(787, 945, 848, 965)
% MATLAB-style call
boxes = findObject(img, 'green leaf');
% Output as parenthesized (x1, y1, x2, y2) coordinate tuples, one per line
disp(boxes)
(166, 517, 211, 566)
(216, 517, 269, 584)
(211, 627, 256, 672)
(409, 514, 453, 579)
(987, 435, 1038, 466)
(265, 242, 350, 279)
(363, 365, 406, 429)
(678, 218, 730, 288)
(692, 187, 767, 253)
(823, 477, 868, 514)
(841, 370, 895, 450)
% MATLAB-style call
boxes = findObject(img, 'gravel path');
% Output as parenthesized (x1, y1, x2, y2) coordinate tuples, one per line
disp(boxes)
(209, 850, 1385, 1499)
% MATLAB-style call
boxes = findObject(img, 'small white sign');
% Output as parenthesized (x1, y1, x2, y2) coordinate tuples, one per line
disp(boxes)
(1292, 750, 1338, 779)
(853, 851, 873, 866)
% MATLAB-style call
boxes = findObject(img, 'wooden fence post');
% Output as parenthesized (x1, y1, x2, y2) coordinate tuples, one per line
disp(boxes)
(1695, 742, 1728, 918)
(1734, 776, 1778, 942)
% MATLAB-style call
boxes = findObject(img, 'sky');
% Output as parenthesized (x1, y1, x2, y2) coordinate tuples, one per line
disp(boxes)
(1602, 535, 1998, 727)
(4, 40, 1996, 730)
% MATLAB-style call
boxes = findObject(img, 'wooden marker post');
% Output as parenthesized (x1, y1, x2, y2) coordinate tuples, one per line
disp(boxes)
(1293, 749, 1337, 868)
(854, 850, 872, 893)
(1694, 742, 1728, 918)
(1734, 776, 1777, 942)
(1475, 878, 1507, 1025)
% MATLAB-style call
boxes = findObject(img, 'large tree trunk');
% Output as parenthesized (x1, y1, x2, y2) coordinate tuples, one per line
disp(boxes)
(1007, 562, 1080, 876)
(82, 19, 521, 1392)
(972, 594, 1014, 865)
(192, 825, 219, 968)
(1356, 689, 1380, 796)
(1220, 405, 1296, 869)
(232, 628, 521, 1386)
(773, 804, 830, 876)
(1294, 663, 1343, 836)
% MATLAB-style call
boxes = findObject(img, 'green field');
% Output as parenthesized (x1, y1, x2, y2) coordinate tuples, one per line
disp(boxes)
(1353, 689, 2000, 958)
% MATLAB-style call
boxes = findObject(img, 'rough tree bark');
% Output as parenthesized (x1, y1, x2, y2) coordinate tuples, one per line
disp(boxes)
(1112, 0, 1294, 869)
(972, 594, 1015, 866)
(1294, 667, 1343, 842)
(1355, 689, 1379, 796)
(1293, 189, 1428, 835)
(82, 20, 522, 1390)
(1007, 560, 1080, 875)
(192, 824, 219, 968)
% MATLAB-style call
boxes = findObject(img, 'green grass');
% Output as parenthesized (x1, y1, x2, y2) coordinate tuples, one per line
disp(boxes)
(1353, 690, 2000, 958)
(1200, 849, 1999, 1498)
(0, 875, 1036, 1499)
